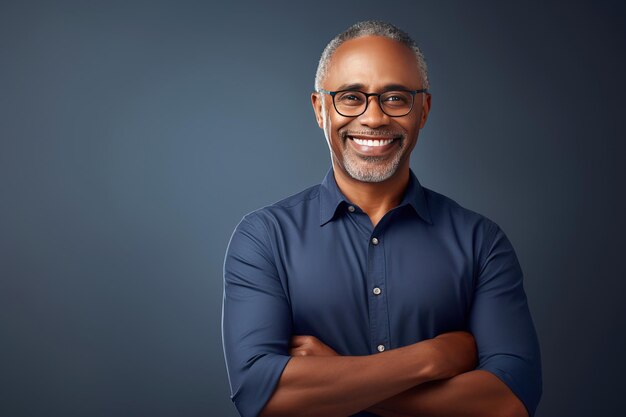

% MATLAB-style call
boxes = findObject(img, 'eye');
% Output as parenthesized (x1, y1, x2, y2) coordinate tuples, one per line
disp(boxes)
(336, 91, 365, 106)
(382, 92, 411, 107)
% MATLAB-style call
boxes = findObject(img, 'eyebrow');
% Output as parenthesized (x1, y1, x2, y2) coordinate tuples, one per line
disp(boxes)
(334, 83, 417, 91)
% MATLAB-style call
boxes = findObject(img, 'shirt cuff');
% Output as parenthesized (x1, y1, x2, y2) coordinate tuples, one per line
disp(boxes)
(231, 353, 292, 417)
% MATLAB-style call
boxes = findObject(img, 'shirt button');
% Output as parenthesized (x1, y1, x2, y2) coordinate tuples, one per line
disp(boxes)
(373, 287, 381, 295)
(371, 237, 379, 245)
(348, 205, 355, 212)
(377, 344, 385, 352)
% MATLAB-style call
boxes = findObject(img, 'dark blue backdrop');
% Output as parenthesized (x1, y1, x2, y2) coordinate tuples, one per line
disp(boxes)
(1, 1, 625, 416)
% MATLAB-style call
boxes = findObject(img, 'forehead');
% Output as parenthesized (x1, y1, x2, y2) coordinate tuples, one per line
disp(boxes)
(325, 35, 422, 90)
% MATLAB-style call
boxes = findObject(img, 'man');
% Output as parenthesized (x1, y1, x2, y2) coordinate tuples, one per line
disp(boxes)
(222, 21, 542, 417)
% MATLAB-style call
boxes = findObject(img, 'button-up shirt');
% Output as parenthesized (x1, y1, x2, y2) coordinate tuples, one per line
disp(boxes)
(222, 167, 542, 417)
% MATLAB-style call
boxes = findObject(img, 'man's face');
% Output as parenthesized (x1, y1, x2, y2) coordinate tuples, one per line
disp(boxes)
(312, 36, 431, 183)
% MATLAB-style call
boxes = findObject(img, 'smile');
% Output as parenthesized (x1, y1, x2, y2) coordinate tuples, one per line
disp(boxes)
(349, 137, 395, 147)
(347, 135, 400, 156)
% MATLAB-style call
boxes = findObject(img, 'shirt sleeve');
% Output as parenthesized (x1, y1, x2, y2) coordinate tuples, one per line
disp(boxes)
(221, 213, 293, 417)
(469, 220, 543, 417)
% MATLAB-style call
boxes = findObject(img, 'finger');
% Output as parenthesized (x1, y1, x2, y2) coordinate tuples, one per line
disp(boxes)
(290, 347, 308, 357)
(290, 335, 311, 346)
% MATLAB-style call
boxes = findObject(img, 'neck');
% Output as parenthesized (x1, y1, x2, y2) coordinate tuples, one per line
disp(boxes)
(333, 162, 410, 225)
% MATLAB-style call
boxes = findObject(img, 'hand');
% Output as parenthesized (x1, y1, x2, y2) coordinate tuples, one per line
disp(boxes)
(428, 330, 477, 380)
(289, 335, 340, 357)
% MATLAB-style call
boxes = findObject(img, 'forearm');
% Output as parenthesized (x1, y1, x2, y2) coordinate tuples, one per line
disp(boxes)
(366, 370, 528, 417)
(259, 342, 436, 417)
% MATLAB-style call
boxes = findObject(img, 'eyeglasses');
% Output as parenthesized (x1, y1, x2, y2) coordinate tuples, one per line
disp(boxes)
(316, 88, 429, 117)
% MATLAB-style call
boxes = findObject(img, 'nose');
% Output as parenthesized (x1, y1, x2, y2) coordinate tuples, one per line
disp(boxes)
(358, 96, 390, 128)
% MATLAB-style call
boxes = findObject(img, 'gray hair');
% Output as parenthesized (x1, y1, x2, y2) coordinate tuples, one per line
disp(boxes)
(314, 20, 429, 91)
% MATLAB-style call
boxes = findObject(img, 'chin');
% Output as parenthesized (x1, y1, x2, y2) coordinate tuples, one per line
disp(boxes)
(344, 162, 399, 183)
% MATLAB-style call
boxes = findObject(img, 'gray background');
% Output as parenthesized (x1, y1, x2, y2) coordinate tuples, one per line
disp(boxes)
(1, 1, 625, 416)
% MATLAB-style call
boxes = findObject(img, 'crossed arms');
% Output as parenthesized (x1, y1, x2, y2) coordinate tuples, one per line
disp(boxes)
(222, 215, 542, 417)
(259, 333, 527, 417)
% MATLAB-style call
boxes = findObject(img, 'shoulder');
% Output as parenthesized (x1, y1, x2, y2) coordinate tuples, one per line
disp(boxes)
(422, 186, 506, 265)
(421, 187, 521, 282)
(237, 183, 321, 231)
(423, 186, 498, 231)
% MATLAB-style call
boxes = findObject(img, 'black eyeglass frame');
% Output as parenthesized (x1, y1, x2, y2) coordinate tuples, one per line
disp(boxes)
(316, 88, 429, 117)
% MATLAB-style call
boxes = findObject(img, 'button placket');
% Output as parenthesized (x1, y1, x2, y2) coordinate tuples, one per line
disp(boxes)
(368, 230, 389, 354)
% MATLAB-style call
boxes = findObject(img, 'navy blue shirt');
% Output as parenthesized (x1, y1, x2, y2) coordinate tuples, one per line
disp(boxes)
(222, 166, 542, 417)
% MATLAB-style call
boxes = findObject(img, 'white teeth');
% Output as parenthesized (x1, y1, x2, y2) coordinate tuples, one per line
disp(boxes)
(351, 137, 394, 147)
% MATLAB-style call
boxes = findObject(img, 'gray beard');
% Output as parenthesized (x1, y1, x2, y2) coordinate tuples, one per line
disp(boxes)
(338, 137, 405, 183)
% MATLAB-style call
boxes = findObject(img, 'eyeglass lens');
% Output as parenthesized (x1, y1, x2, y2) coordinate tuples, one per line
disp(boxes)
(334, 90, 414, 117)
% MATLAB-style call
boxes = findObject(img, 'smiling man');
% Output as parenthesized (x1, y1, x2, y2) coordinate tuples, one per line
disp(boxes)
(222, 21, 542, 417)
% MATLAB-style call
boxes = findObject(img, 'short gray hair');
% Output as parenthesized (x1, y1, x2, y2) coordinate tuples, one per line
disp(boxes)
(314, 20, 429, 91)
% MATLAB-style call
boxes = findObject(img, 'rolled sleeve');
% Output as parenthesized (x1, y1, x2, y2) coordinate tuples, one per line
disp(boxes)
(469, 221, 543, 417)
(221, 213, 293, 417)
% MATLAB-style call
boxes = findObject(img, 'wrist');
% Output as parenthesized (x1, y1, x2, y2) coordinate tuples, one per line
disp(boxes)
(408, 339, 441, 384)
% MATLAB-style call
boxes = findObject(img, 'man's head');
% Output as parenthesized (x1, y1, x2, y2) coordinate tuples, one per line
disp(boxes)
(312, 21, 431, 183)
(314, 21, 429, 92)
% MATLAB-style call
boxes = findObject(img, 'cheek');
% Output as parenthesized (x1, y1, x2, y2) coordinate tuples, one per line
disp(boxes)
(398, 118, 421, 138)
(325, 116, 350, 143)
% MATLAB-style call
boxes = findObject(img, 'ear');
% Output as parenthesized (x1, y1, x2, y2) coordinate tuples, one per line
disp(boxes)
(419, 93, 432, 129)
(311, 92, 324, 129)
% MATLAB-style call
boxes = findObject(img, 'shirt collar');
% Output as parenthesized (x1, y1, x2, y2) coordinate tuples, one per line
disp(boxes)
(318, 166, 432, 226)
